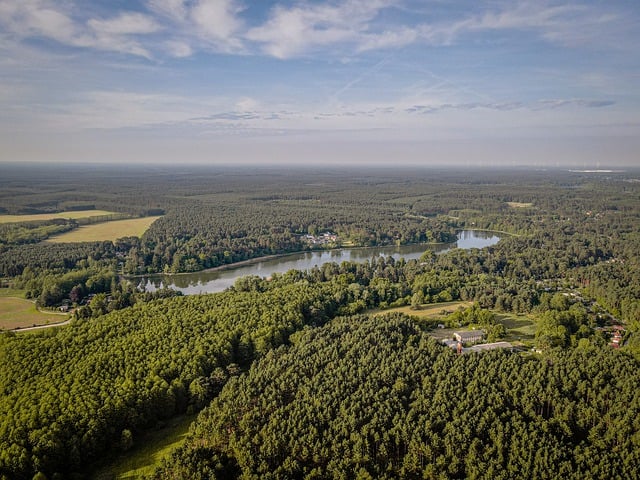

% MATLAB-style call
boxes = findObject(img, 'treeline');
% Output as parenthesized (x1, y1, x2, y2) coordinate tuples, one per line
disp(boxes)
(126, 201, 456, 274)
(0, 241, 118, 278)
(0, 214, 133, 247)
(1, 166, 637, 283)
(153, 314, 640, 479)
(0, 281, 342, 479)
(0, 219, 77, 246)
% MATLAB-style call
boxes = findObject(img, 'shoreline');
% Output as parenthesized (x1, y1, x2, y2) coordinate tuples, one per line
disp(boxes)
(124, 229, 506, 279)
(124, 241, 446, 279)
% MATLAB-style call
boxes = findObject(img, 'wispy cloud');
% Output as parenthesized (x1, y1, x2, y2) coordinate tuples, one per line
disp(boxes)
(441, 0, 632, 50)
(533, 99, 616, 110)
(189, 0, 245, 51)
(245, 0, 399, 59)
(29, 91, 226, 130)
(38, 89, 614, 133)
(0, 0, 159, 58)
(0, 0, 634, 60)
(88, 13, 160, 36)
(406, 98, 614, 115)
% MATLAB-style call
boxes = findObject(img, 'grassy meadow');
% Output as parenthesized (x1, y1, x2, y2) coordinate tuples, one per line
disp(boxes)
(371, 302, 537, 344)
(497, 314, 537, 342)
(506, 202, 534, 208)
(91, 414, 194, 480)
(0, 210, 118, 224)
(371, 301, 472, 321)
(0, 296, 68, 330)
(46, 216, 161, 243)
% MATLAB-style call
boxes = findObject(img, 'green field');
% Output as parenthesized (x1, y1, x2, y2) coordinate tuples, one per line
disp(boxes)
(46, 216, 161, 243)
(91, 414, 194, 480)
(371, 301, 471, 320)
(0, 297, 69, 330)
(371, 303, 537, 344)
(498, 314, 537, 342)
(0, 210, 118, 224)
(0, 287, 27, 298)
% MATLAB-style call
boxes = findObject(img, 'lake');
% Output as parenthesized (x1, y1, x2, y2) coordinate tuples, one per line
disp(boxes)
(138, 230, 501, 295)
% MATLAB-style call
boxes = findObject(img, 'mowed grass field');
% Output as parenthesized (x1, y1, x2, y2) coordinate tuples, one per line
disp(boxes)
(371, 301, 472, 320)
(0, 209, 118, 223)
(371, 302, 537, 344)
(46, 216, 162, 243)
(0, 296, 68, 330)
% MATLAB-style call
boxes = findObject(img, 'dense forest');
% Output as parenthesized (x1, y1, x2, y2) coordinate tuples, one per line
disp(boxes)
(154, 314, 640, 479)
(0, 165, 639, 478)
(0, 281, 343, 479)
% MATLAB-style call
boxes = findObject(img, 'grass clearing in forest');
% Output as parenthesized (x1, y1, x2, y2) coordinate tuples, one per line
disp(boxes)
(46, 216, 161, 243)
(91, 414, 195, 480)
(373, 303, 537, 344)
(0, 297, 68, 330)
(497, 314, 537, 342)
(371, 301, 472, 321)
(507, 202, 534, 208)
(0, 210, 118, 224)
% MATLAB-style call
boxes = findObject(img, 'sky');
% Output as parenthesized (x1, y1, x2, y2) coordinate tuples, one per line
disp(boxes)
(1, 0, 639, 167)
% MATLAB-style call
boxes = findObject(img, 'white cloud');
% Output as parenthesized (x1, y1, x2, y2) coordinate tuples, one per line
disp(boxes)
(0, 1, 634, 61)
(88, 12, 160, 36)
(165, 39, 192, 58)
(190, 0, 244, 42)
(356, 27, 419, 52)
(241, 1, 631, 59)
(147, 0, 188, 21)
(0, 0, 78, 44)
(443, 1, 626, 49)
(147, 0, 246, 56)
(0, 0, 159, 58)
(246, 0, 398, 59)
(236, 97, 260, 112)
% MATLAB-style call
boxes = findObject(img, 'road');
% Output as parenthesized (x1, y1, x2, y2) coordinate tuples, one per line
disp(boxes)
(13, 318, 72, 332)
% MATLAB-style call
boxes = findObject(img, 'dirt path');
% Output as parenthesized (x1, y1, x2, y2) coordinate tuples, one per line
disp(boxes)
(13, 318, 72, 332)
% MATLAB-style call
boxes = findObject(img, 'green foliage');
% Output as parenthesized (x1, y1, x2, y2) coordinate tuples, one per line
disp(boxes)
(2, 166, 640, 479)
(154, 314, 640, 479)
(119, 429, 133, 452)
(0, 282, 342, 479)
(0, 219, 77, 246)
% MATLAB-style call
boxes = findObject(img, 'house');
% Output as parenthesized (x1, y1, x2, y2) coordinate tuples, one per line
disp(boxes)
(441, 339, 458, 349)
(453, 330, 485, 344)
(610, 327, 624, 348)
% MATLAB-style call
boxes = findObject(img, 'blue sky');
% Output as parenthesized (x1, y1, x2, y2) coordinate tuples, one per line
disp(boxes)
(1, 0, 639, 167)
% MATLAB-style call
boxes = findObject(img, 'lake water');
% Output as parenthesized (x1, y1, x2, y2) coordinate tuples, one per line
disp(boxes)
(139, 230, 501, 295)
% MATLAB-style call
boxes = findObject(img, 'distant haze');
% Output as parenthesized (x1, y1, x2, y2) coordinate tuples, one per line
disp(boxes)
(1, 1, 639, 167)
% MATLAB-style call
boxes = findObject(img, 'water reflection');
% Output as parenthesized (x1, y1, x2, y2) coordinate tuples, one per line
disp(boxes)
(139, 230, 501, 295)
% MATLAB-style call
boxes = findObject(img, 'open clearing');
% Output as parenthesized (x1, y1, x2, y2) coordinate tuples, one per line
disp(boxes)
(91, 414, 194, 480)
(0, 297, 69, 330)
(46, 216, 161, 242)
(371, 301, 472, 320)
(372, 303, 536, 344)
(0, 209, 118, 224)
(498, 314, 537, 342)
(507, 202, 534, 208)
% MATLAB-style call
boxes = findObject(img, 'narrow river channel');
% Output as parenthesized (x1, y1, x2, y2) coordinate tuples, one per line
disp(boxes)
(139, 230, 501, 295)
